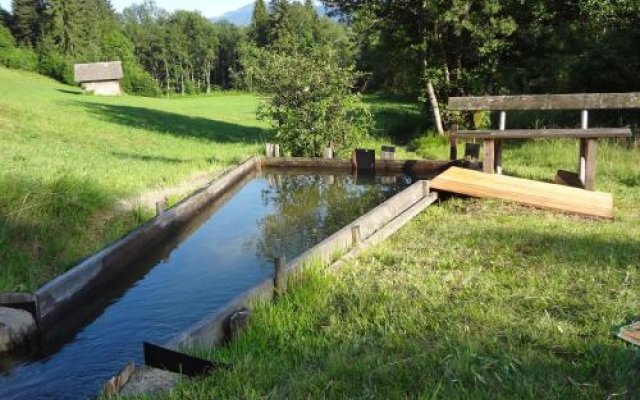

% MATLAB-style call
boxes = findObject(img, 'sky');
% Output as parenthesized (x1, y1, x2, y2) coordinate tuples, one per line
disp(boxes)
(0, 0, 256, 18)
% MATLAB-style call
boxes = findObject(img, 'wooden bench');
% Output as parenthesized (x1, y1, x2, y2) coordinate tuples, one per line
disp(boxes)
(448, 93, 638, 190)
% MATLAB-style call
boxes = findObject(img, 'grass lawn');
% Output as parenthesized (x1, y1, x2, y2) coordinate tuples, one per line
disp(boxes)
(0, 67, 417, 292)
(160, 139, 640, 399)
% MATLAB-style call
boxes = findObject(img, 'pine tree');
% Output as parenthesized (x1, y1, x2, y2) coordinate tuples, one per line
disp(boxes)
(11, 0, 40, 46)
(0, 6, 12, 29)
(43, 0, 84, 56)
(269, 0, 290, 45)
(249, 0, 269, 47)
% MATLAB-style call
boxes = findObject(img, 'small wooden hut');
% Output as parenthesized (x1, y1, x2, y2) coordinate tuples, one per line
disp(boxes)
(74, 61, 124, 96)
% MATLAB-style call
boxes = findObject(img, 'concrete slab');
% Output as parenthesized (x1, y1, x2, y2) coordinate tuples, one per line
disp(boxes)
(0, 307, 37, 352)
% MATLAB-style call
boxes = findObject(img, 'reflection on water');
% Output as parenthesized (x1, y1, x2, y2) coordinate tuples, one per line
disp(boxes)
(253, 173, 407, 261)
(0, 169, 408, 400)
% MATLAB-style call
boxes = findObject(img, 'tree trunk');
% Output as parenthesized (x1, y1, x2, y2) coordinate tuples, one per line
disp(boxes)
(164, 60, 170, 93)
(422, 0, 444, 135)
(426, 80, 444, 135)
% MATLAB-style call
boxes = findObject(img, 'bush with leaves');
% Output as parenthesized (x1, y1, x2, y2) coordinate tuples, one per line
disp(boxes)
(0, 25, 38, 71)
(244, 45, 371, 157)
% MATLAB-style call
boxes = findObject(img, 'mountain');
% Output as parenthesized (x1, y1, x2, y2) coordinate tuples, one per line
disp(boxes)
(212, 4, 332, 27)
(212, 4, 254, 26)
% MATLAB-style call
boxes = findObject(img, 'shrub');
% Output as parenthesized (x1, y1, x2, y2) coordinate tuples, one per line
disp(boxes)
(244, 45, 372, 157)
(0, 25, 14, 48)
(121, 63, 160, 97)
(0, 25, 38, 71)
(0, 47, 38, 71)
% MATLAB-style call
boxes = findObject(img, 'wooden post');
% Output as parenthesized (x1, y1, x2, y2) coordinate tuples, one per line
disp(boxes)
(483, 139, 495, 174)
(422, 180, 430, 197)
(583, 138, 598, 190)
(381, 146, 396, 160)
(265, 143, 281, 157)
(156, 200, 166, 216)
(274, 256, 287, 296)
(579, 139, 587, 183)
(449, 125, 458, 161)
(351, 225, 362, 247)
(579, 110, 589, 184)
(227, 308, 250, 340)
(495, 111, 506, 174)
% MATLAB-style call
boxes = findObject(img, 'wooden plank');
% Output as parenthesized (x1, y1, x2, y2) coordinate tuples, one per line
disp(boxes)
(430, 167, 613, 219)
(483, 139, 495, 174)
(455, 128, 631, 139)
(449, 93, 640, 111)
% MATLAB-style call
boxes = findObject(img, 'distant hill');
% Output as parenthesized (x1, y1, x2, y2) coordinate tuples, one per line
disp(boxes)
(212, 4, 332, 26)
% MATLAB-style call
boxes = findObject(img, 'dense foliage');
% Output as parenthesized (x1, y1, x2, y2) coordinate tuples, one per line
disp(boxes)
(323, 0, 640, 131)
(246, 45, 370, 156)
(0, 0, 638, 121)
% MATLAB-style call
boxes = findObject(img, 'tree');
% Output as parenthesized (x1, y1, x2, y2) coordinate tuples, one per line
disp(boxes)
(245, 44, 371, 157)
(249, 0, 269, 47)
(11, 0, 41, 46)
(324, 0, 516, 134)
(0, 6, 12, 29)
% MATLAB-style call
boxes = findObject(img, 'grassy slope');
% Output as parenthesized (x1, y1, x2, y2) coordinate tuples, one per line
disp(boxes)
(0, 68, 416, 292)
(0, 67, 267, 291)
(163, 141, 640, 399)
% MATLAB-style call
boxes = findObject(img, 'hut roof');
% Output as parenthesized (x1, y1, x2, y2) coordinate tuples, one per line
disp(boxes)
(74, 61, 124, 83)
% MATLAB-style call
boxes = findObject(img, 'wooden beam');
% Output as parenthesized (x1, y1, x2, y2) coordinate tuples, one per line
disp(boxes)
(455, 128, 631, 139)
(583, 139, 598, 190)
(449, 93, 640, 111)
(483, 139, 495, 174)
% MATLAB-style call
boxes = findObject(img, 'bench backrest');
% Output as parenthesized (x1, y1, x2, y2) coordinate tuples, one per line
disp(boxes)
(449, 93, 640, 111)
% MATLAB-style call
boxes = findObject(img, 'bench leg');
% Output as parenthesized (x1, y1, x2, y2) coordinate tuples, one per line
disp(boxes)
(483, 139, 495, 174)
(583, 139, 598, 190)
(449, 135, 458, 161)
(494, 139, 503, 175)
(579, 139, 587, 183)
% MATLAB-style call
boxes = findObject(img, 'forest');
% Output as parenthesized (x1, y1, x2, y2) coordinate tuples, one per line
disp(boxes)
(1, 1, 638, 99)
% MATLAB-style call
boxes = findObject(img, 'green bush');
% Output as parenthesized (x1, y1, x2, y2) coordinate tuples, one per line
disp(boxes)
(0, 47, 38, 71)
(37, 52, 73, 84)
(0, 25, 38, 71)
(244, 45, 372, 157)
(121, 63, 160, 97)
(0, 25, 14, 48)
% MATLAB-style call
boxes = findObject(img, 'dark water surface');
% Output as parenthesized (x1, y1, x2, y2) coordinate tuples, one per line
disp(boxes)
(0, 169, 409, 400)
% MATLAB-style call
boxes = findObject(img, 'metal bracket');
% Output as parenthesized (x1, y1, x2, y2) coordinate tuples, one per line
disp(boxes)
(143, 342, 230, 377)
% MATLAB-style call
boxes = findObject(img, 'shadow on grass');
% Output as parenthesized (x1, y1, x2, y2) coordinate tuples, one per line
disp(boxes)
(56, 88, 83, 95)
(77, 102, 268, 144)
(110, 151, 194, 164)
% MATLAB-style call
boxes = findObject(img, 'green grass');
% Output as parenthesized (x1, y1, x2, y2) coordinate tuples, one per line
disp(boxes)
(0, 67, 417, 292)
(0, 67, 269, 292)
(155, 139, 640, 399)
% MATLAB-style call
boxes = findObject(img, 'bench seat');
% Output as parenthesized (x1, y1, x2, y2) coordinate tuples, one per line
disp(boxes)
(455, 128, 631, 139)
